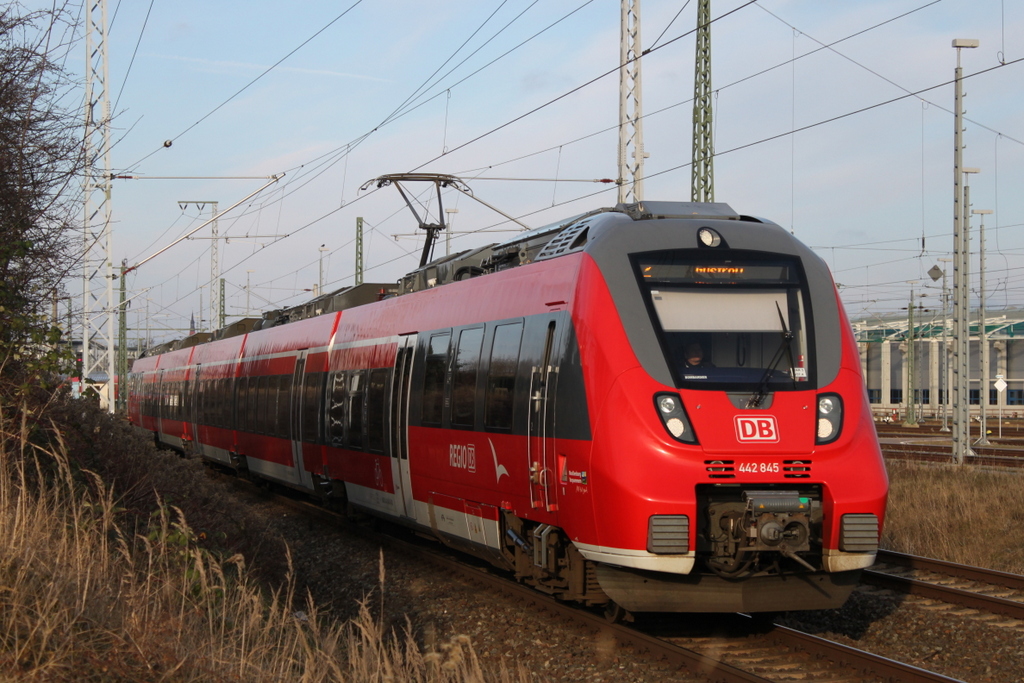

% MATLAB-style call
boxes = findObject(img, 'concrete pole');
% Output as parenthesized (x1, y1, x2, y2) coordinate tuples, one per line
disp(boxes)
(974, 208, 993, 445)
(904, 284, 918, 426)
(938, 258, 952, 431)
(951, 38, 979, 464)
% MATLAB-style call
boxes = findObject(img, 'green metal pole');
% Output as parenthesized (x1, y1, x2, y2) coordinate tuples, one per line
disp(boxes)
(691, 0, 714, 203)
(356, 217, 364, 286)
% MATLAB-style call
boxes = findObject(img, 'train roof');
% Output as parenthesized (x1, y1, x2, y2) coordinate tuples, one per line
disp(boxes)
(394, 200, 773, 296)
(141, 201, 776, 354)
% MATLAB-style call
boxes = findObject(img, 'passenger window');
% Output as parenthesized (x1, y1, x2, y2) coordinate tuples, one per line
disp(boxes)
(215, 378, 224, 427)
(221, 378, 230, 427)
(452, 327, 484, 428)
(485, 322, 523, 430)
(255, 376, 267, 434)
(266, 375, 278, 436)
(422, 332, 450, 425)
(367, 368, 388, 453)
(247, 373, 259, 431)
(348, 371, 364, 450)
(327, 372, 346, 447)
(301, 373, 322, 444)
(273, 375, 287, 438)
(238, 377, 249, 431)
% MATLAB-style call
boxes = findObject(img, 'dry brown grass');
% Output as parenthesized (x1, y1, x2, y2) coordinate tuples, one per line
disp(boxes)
(0, 404, 525, 682)
(881, 458, 1024, 574)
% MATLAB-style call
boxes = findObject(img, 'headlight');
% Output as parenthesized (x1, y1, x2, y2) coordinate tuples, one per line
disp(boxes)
(697, 227, 723, 247)
(654, 392, 698, 444)
(816, 393, 843, 444)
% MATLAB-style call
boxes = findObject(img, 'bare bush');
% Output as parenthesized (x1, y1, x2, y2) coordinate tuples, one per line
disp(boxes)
(0, 3, 84, 395)
(0, 405, 526, 682)
(881, 459, 1024, 574)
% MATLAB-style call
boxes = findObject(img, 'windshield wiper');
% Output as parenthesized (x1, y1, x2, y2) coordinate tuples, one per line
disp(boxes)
(746, 302, 796, 408)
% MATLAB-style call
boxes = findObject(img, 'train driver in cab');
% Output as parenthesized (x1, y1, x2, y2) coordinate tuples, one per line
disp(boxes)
(684, 342, 714, 368)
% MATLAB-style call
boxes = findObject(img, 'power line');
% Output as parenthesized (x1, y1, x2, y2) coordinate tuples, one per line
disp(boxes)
(112, 0, 155, 115)
(412, 1, 760, 171)
(123, 0, 365, 172)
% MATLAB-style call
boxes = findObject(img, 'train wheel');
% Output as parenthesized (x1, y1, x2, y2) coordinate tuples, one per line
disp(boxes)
(603, 600, 629, 624)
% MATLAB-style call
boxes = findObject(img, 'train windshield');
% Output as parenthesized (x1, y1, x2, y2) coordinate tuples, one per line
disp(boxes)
(636, 253, 812, 389)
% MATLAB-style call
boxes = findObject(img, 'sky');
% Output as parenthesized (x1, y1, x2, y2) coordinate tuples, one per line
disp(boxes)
(52, 0, 1024, 345)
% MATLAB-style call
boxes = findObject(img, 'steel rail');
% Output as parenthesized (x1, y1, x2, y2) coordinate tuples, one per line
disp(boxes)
(766, 625, 963, 683)
(229, 477, 964, 683)
(881, 444, 1024, 468)
(877, 550, 1024, 591)
(865, 551, 1024, 621)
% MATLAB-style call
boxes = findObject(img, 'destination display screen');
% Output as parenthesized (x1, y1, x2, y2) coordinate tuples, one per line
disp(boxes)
(638, 256, 798, 285)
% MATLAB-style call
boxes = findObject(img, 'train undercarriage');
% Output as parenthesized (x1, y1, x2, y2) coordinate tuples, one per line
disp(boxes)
(424, 489, 861, 618)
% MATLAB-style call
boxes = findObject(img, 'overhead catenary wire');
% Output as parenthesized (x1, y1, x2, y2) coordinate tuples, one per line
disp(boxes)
(123, 0, 366, 172)
(111, 0, 155, 115)
(130, 2, 1024, 325)
(129, 42, 1024, 324)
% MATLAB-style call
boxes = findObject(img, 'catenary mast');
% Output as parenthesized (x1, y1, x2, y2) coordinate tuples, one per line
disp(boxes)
(691, 0, 714, 202)
(82, 0, 116, 411)
(618, 0, 646, 203)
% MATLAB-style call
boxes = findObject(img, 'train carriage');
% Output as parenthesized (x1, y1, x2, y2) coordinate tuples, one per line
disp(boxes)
(128, 200, 888, 615)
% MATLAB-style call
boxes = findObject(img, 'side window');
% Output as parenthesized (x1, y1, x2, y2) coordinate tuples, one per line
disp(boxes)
(367, 368, 388, 453)
(273, 375, 288, 438)
(348, 371, 365, 450)
(451, 327, 484, 428)
(258, 375, 270, 435)
(248, 373, 259, 432)
(176, 381, 184, 422)
(301, 372, 322, 444)
(197, 379, 206, 423)
(422, 332, 450, 425)
(221, 378, 230, 427)
(235, 377, 246, 431)
(262, 376, 278, 436)
(485, 322, 523, 430)
(327, 371, 346, 447)
(214, 378, 223, 427)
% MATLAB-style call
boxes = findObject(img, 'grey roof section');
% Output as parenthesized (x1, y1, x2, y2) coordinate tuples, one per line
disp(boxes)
(852, 309, 1024, 342)
(581, 208, 843, 388)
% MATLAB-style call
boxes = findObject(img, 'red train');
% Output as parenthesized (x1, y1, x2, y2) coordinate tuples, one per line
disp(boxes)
(128, 200, 888, 616)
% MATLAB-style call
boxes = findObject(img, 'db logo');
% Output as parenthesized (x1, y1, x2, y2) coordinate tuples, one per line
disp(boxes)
(735, 416, 780, 443)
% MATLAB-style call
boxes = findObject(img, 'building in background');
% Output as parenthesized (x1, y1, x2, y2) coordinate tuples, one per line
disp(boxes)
(853, 309, 1024, 420)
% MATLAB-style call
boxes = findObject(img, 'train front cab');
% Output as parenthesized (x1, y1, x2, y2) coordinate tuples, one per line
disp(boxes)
(574, 211, 888, 614)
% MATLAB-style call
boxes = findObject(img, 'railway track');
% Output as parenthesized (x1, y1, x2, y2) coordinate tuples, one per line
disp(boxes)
(882, 443, 1024, 468)
(865, 550, 1024, 623)
(876, 427, 1024, 468)
(239, 477, 964, 683)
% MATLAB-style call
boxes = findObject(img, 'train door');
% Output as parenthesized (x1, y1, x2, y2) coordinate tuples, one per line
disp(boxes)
(389, 334, 417, 518)
(188, 365, 202, 448)
(527, 319, 561, 512)
(155, 369, 166, 438)
(289, 351, 315, 490)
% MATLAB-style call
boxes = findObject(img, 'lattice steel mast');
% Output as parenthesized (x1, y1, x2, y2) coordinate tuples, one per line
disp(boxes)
(617, 0, 646, 204)
(82, 0, 115, 410)
(691, 0, 714, 203)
